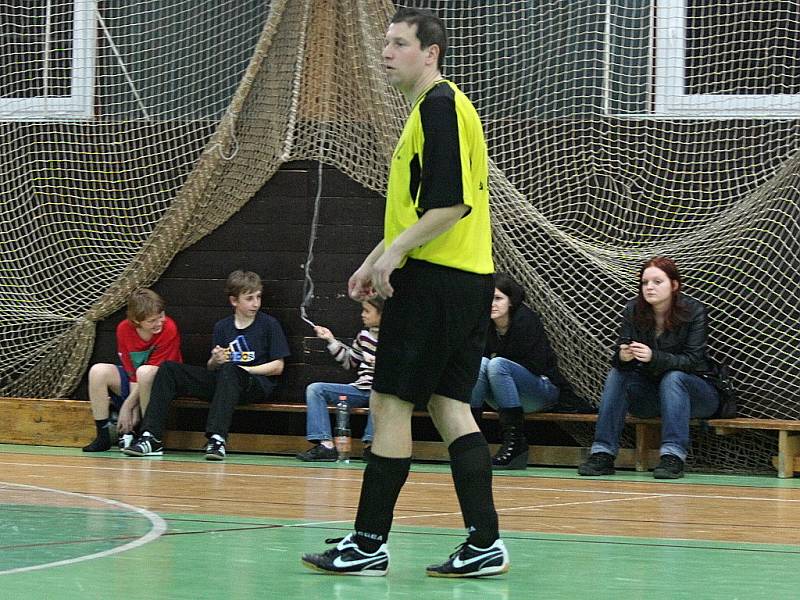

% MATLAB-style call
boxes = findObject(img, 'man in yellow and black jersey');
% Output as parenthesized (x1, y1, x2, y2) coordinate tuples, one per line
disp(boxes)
(383, 74, 493, 274)
(302, 8, 509, 579)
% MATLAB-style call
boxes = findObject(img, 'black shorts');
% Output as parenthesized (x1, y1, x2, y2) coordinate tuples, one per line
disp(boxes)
(372, 259, 493, 409)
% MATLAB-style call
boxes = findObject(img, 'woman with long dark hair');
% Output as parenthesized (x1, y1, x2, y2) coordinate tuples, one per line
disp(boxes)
(470, 273, 567, 469)
(578, 256, 719, 479)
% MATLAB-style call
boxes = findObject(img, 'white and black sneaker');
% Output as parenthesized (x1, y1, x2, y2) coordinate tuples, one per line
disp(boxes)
(118, 433, 134, 452)
(204, 437, 226, 461)
(426, 539, 509, 578)
(122, 433, 164, 457)
(301, 534, 389, 576)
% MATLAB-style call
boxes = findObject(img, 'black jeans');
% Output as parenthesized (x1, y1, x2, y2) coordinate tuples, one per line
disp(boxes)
(142, 361, 267, 439)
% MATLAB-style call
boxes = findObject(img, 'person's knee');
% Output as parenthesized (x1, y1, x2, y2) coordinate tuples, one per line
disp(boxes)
(369, 394, 413, 450)
(476, 356, 490, 374)
(88, 362, 115, 384)
(428, 395, 452, 421)
(486, 356, 512, 379)
(370, 393, 412, 423)
(136, 365, 159, 384)
(216, 362, 242, 378)
(159, 361, 182, 376)
(428, 396, 477, 444)
(601, 368, 630, 396)
(152, 361, 181, 386)
(215, 363, 249, 394)
(659, 370, 691, 394)
(606, 367, 625, 384)
(305, 382, 325, 403)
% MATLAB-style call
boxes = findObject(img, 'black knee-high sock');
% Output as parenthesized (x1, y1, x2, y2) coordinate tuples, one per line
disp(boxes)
(449, 432, 499, 548)
(353, 453, 411, 552)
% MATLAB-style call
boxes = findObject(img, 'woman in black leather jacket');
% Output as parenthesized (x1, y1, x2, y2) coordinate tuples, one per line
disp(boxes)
(578, 256, 719, 479)
(470, 273, 567, 470)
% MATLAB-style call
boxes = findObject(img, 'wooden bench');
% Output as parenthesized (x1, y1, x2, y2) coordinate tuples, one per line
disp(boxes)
(0, 396, 641, 469)
(158, 407, 800, 477)
(1, 397, 798, 477)
(165, 399, 662, 470)
(706, 417, 800, 478)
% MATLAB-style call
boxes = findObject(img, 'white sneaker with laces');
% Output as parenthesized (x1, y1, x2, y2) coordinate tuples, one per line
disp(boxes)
(122, 433, 164, 457)
(426, 538, 509, 578)
(301, 534, 389, 576)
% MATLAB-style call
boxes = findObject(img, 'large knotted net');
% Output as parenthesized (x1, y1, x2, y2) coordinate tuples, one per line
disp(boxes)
(2, 1, 798, 471)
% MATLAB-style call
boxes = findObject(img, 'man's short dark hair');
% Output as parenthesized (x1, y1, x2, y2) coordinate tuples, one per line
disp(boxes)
(391, 8, 447, 70)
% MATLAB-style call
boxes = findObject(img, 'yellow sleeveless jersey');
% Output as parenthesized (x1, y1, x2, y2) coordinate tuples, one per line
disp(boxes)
(384, 80, 493, 274)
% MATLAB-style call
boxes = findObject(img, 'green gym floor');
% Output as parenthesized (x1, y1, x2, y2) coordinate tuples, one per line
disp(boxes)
(1, 444, 798, 599)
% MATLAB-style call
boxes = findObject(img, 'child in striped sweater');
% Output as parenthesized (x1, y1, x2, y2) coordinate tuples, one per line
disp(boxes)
(296, 298, 383, 461)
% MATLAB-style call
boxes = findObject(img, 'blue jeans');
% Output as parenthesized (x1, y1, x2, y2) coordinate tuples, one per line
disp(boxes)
(305, 382, 374, 442)
(469, 356, 560, 412)
(591, 368, 720, 461)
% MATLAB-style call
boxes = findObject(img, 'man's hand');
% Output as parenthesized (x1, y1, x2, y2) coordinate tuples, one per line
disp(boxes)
(314, 326, 335, 342)
(363, 204, 467, 299)
(349, 240, 387, 300)
(348, 264, 376, 300)
(370, 247, 403, 298)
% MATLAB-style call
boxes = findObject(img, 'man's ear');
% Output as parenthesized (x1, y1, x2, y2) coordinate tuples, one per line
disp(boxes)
(426, 43, 440, 66)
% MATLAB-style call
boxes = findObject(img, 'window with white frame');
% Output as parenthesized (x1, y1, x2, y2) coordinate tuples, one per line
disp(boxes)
(0, 0, 96, 121)
(654, 0, 800, 117)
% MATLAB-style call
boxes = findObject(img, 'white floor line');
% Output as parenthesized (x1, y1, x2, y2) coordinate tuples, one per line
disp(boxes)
(1, 457, 799, 506)
(284, 495, 668, 530)
(0, 481, 167, 576)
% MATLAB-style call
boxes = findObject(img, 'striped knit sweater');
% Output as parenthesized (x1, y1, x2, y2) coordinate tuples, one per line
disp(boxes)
(325, 327, 379, 390)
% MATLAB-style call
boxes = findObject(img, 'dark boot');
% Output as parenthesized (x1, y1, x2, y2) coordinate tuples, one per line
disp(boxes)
(82, 421, 111, 452)
(492, 407, 529, 470)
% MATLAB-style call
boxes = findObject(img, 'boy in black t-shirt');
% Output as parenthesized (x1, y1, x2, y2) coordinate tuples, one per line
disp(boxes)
(124, 270, 290, 460)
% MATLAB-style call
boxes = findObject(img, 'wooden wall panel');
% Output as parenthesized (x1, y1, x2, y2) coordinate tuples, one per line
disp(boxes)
(75, 161, 384, 404)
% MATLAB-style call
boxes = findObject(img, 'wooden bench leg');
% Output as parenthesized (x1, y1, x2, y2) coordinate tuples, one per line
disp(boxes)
(777, 431, 800, 478)
(635, 423, 660, 472)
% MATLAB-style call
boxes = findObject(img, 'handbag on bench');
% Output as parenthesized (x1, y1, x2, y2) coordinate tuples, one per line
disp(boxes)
(701, 357, 737, 419)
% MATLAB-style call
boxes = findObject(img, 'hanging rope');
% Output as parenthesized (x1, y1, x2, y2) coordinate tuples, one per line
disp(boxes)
(299, 130, 328, 330)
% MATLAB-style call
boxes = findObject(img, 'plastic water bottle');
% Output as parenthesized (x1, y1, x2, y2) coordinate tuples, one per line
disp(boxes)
(334, 395, 351, 464)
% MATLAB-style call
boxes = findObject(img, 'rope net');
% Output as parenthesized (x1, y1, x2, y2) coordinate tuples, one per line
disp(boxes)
(1, 0, 798, 472)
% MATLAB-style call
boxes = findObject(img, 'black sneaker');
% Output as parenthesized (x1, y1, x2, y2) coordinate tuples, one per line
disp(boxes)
(122, 433, 164, 457)
(301, 534, 389, 576)
(426, 539, 509, 578)
(296, 444, 337, 462)
(82, 428, 111, 452)
(205, 437, 226, 461)
(653, 454, 684, 479)
(578, 452, 615, 476)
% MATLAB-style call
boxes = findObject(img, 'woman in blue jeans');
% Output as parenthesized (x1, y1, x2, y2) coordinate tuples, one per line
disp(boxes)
(579, 256, 720, 479)
(296, 298, 382, 461)
(470, 273, 568, 470)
